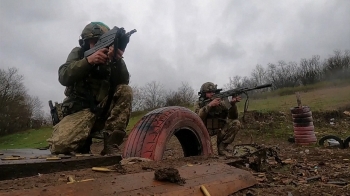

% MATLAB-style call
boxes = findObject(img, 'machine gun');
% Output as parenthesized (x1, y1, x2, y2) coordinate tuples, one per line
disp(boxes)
(84, 26, 137, 58)
(199, 83, 272, 122)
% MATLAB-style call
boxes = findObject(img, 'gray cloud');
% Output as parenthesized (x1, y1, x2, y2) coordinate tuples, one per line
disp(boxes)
(0, 0, 349, 113)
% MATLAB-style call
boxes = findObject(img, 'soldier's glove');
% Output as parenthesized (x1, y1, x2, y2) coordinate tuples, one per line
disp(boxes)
(117, 33, 130, 52)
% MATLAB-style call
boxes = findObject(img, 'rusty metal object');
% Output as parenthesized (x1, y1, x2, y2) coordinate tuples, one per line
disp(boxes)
(0, 148, 122, 181)
(1, 162, 257, 196)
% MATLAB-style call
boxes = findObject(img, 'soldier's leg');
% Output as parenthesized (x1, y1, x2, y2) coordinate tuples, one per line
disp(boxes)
(47, 109, 96, 155)
(217, 119, 241, 157)
(100, 84, 133, 155)
(76, 136, 92, 154)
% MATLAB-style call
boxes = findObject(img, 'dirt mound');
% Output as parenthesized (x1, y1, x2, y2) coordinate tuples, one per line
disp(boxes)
(241, 110, 288, 131)
(154, 167, 186, 185)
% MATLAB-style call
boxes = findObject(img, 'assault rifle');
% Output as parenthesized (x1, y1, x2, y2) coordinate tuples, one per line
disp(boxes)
(199, 83, 272, 105)
(48, 100, 60, 126)
(84, 26, 137, 58)
(199, 83, 272, 121)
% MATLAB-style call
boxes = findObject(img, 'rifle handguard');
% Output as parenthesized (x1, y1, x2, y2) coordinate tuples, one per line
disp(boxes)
(84, 27, 137, 57)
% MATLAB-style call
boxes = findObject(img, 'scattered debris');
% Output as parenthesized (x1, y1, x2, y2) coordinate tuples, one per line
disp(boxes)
(75, 154, 93, 157)
(46, 157, 61, 161)
(327, 181, 348, 186)
(306, 175, 321, 182)
(120, 157, 152, 165)
(343, 111, 350, 116)
(58, 154, 72, 159)
(1, 156, 25, 160)
(230, 144, 284, 172)
(66, 175, 94, 184)
(200, 185, 211, 196)
(154, 167, 186, 185)
(67, 175, 76, 184)
(92, 167, 116, 172)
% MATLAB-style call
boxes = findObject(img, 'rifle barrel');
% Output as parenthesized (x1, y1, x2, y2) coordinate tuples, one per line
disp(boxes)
(255, 83, 272, 89)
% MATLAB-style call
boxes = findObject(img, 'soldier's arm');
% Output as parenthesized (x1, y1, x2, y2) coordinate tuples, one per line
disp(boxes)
(112, 58, 130, 85)
(194, 101, 211, 122)
(58, 47, 93, 86)
(227, 103, 239, 120)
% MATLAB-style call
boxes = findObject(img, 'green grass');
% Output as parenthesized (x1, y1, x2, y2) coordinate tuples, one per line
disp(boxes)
(0, 127, 52, 150)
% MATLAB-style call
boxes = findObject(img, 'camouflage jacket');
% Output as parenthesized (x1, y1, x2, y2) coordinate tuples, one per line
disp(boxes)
(194, 98, 239, 134)
(58, 47, 130, 114)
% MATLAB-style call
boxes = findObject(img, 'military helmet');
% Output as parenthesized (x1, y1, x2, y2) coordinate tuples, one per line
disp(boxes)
(80, 22, 110, 40)
(200, 82, 217, 93)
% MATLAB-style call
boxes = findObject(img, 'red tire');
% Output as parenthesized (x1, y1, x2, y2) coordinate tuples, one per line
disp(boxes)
(293, 125, 315, 131)
(123, 106, 213, 161)
(293, 122, 314, 127)
(290, 106, 311, 114)
(292, 111, 312, 118)
(293, 117, 313, 123)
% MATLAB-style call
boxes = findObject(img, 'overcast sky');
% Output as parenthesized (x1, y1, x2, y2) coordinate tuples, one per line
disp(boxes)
(1, 0, 349, 112)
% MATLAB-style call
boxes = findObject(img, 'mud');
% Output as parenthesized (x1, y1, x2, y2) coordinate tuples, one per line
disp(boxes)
(154, 168, 186, 185)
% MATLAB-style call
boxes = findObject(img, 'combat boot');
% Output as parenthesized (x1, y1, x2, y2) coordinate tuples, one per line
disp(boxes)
(90, 130, 104, 139)
(218, 142, 233, 158)
(100, 130, 126, 156)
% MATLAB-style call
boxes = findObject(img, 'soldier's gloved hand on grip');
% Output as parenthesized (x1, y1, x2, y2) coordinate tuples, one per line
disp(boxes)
(87, 48, 109, 65)
(117, 34, 130, 52)
(230, 96, 242, 105)
(208, 98, 221, 107)
(107, 46, 124, 61)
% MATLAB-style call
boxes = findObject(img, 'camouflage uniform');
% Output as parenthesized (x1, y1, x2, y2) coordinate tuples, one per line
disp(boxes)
(47, 22, 132, 155)
(193, 82, 241, 157)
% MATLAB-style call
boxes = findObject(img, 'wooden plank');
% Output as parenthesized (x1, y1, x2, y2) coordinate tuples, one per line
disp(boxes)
(0, 155, 122, 181)
(1, 162, 257, 196)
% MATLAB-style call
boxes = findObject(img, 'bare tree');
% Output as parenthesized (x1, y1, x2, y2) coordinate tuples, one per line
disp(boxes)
(266, 61, 299, 89)
(164, 82, 196, 107)
(298, 55, 323, 85)
(0, 67, 44, 135)
(251, 64, 267, 85)
(177, 82, 196, 106)
(164, 90, 182, 106)
(141, 81, 166, 110)
(130, 84, 144, 111)
(27, 96, 42, 119)
(223, 75, 242, 90)
(323, 50, 350, 80)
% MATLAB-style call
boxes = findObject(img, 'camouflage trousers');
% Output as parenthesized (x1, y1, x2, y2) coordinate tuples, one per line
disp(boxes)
(217, 119, 241, 147)
(47, 84, 133, 154)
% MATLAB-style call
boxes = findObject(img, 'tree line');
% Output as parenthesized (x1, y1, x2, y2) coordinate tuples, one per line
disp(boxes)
(1, 49, 349, 135)
(132, 50, 350, 111)
(0, 68, 45, 136)
(224, 50, 350, 91)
